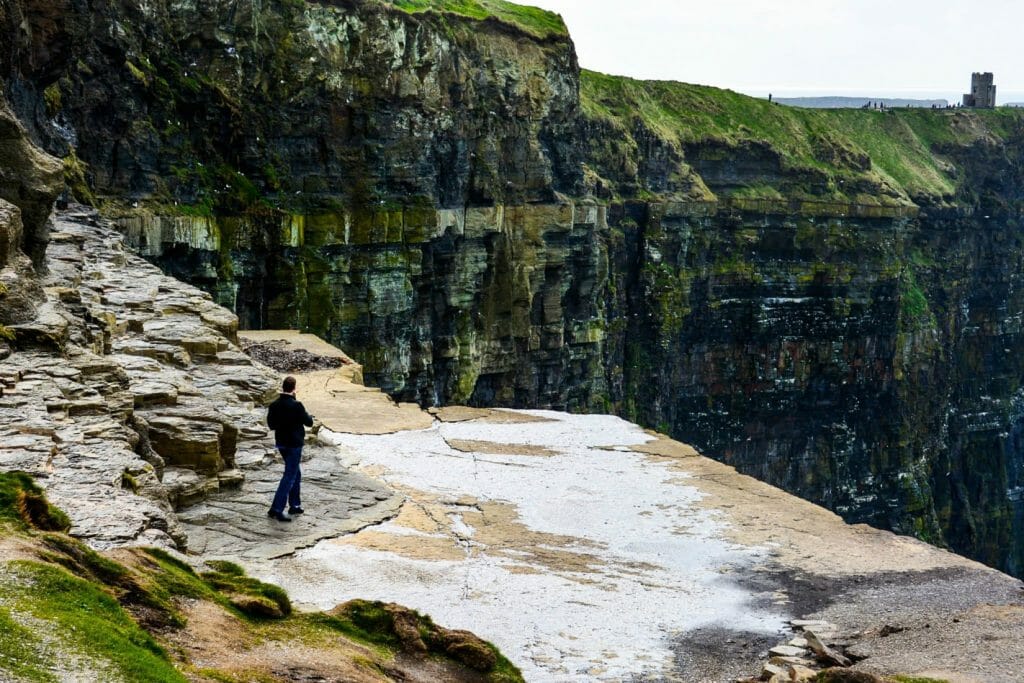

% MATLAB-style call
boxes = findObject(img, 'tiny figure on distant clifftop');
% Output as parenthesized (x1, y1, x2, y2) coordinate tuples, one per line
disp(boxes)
(266, 376, 315, 522)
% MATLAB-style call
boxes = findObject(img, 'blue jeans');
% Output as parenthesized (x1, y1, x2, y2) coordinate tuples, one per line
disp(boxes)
(271, 446, 302, 514)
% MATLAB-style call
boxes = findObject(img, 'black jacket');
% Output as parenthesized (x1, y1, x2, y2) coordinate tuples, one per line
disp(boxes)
(267, 393, 314, 448)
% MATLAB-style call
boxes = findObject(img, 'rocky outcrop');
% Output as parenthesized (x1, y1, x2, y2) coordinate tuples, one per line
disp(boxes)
(1, 206, 409, 559)
(0, 207, 280, 549)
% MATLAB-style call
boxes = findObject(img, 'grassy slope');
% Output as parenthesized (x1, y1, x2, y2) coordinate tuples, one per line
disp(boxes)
(384, 0, 567, 38)
(0, 473, 522, 683)
(581, 69, 1024, 203)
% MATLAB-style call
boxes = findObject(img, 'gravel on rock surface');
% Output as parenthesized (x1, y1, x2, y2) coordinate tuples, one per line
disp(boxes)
(240, 338, 347, 373)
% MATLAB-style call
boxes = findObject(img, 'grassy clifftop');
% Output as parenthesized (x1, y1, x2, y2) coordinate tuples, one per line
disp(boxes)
(581, 69, 1024, 204)
(383, 0, 567, 38)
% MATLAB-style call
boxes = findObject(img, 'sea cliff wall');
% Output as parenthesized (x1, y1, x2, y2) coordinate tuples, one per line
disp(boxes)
(4, 0, 1024, 576)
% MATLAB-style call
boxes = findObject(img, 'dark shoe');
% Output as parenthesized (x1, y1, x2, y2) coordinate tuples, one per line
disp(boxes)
(288, 506, 305, 515)
(267, 509, 292, 522)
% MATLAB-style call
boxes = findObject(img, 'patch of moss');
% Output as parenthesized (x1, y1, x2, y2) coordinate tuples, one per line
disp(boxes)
(42, 83, 62, 116)
(898, 269, 936, 331)
(63, 149, 97, 206)
(125, 60, 149, 86)
(386, 0, 567, 38)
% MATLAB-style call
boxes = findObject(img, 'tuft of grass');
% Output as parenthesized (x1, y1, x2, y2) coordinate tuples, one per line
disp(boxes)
(384, 0, 567, 38)
(312, 600, 523, 681)
(314, 599, 402, 648)
(141, 547, 218, 601)
(0, 472, 71, 532)
(141, 550, 290, 620)
(200, 563, 292, 619)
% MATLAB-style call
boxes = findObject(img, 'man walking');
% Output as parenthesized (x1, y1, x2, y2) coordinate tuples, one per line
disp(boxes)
(266, 375, 314, 522)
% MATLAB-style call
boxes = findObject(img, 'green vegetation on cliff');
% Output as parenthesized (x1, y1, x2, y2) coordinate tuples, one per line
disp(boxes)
(384, 0, 567, 38)
(581, 69, 1024, 203)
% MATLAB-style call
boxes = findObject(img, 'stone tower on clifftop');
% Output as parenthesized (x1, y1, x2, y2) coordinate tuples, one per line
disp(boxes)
(963, 72, 997, 108)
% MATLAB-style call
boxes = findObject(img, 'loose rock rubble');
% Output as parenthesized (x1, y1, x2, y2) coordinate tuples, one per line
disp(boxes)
(240, 338, 347, 373)
(0, 209, 273, 549)
(738, 619, 856, 682)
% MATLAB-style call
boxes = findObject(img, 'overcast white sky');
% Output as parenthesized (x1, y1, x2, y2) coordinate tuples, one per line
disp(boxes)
(528, 0, 1024, 102)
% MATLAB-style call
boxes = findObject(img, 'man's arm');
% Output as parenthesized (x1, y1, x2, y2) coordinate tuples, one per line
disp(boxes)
(267, 402, 278, 430)
(299, 402, 314, 427)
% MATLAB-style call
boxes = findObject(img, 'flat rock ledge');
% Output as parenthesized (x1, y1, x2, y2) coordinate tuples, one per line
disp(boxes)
(178, 440, 403, 560)
(0, 208, 405, 557)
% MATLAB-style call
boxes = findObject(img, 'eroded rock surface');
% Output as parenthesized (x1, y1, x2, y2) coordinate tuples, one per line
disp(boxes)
(0, 208, 280, 547)
(1, 207, 415, 558)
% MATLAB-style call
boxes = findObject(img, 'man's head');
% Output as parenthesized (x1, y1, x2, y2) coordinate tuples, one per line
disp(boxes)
(282, 376, 297, 394)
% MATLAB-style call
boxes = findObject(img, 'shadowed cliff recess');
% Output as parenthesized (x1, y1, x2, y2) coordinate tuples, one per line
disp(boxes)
(3, 0, 1024, 578)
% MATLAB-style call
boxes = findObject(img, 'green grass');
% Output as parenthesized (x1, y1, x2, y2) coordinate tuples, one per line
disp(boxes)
(0, 561, 187, 682)
(0, 608, 52, 682)
(384, 0, 567, 38)
(39, 534, 186, 629)
(312, 600, 523, 681)
(580, 69, 1024, 202)
(201, 560, 292, 618)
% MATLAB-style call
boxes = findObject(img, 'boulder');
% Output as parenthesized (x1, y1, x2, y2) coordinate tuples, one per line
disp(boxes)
(144, 414, 226, 474)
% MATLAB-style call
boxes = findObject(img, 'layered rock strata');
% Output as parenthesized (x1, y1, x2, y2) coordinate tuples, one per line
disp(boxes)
(4, 0, 1024, 578)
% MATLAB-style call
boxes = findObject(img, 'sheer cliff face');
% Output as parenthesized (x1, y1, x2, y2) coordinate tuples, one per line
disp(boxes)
(6, 0, 1024, 575)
